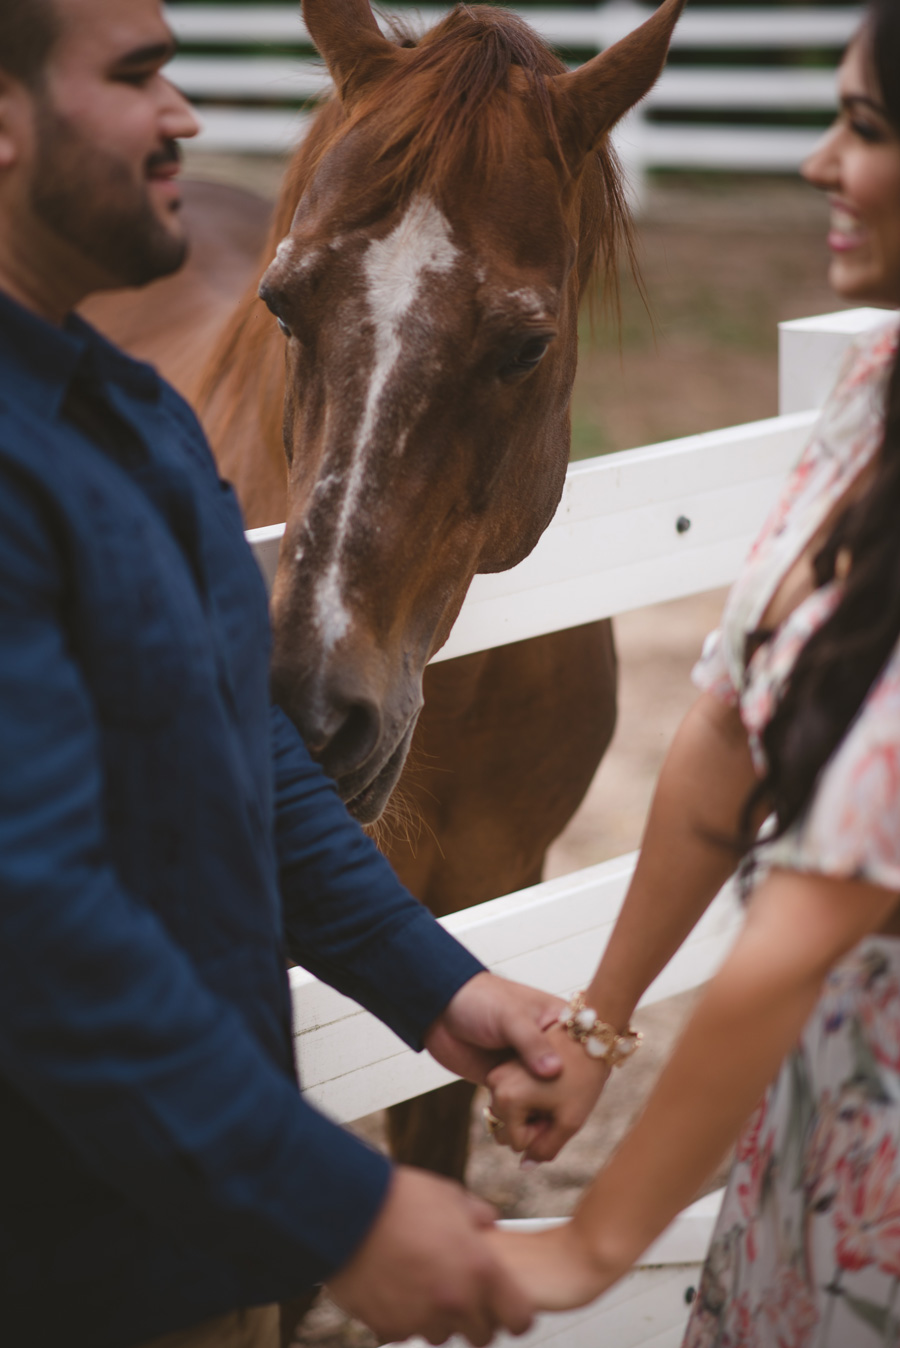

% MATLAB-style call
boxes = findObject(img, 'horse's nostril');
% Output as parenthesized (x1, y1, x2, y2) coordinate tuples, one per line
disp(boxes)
(318, 696, 382, 781)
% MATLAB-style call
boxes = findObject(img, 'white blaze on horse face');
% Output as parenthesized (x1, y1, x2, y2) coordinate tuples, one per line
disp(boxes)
(313, 196, 460, 649)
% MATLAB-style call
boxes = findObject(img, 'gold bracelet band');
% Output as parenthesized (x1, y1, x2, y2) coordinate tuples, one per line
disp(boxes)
(558, 991, 642, 1067)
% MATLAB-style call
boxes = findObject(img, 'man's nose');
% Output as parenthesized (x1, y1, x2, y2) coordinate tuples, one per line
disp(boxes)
(160, 77, 201, 143)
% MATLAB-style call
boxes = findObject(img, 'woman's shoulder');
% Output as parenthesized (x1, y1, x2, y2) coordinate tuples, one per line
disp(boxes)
(786, 313, 898, 488)
(828, 313, 899, 407)
(760, 632, 900, 893)
(692, 314, 900, 718)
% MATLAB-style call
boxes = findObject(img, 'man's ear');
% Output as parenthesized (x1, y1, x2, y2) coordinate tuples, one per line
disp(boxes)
(0, 72, 31, 169)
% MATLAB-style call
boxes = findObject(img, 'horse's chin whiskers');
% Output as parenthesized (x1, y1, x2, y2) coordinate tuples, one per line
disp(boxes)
(364, 779, 428, 856)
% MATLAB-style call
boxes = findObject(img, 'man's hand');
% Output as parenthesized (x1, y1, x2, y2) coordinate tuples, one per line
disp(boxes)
(423, 971, 566, 1085)
(486, 1025, 610, 1163)
(326, 1165, 534, 1346)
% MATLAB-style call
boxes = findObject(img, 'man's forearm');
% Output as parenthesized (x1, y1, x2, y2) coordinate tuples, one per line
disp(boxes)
(273, 705, 484, 1048)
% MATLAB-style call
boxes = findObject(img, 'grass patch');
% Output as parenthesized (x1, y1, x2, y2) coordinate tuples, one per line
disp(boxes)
(569, 413, 614, 461)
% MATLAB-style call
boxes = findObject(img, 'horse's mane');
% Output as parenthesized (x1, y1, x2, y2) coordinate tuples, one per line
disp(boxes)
(197, 3, 635, 470)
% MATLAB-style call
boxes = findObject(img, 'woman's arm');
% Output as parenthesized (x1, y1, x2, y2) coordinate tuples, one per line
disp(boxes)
(490, 866, 899, 1310)
(489, 688, 759, 1160)
(584, 687, 756, 1028)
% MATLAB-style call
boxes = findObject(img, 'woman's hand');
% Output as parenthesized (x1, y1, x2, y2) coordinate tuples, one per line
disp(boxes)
(485, 1221, 619, 1313)
(486, 1023, 610, 1162)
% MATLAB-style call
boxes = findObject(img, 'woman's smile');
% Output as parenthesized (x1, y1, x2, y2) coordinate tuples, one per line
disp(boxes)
(827, 196, 867, 251)
(803, 38, 900, 306)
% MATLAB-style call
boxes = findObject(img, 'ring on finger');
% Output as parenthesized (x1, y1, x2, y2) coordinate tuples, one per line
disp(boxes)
(482, 1105, 505, 1138)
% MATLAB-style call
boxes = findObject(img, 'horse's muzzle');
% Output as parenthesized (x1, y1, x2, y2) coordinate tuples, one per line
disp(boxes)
(272, 654, 423, 823)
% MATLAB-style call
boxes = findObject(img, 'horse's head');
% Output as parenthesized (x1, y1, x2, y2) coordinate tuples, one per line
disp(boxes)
(259, 0, 684, 821)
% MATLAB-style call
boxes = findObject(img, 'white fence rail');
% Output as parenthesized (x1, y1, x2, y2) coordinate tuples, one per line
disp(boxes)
(290, 850, 747, 1121)
(255, 306, 892, 1122)
(165, 4, 862, 173)
(247, 306, 889, 1346)
(251, 410, 815, 660)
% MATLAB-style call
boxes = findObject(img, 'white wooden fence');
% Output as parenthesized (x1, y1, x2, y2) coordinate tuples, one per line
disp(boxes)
(165, 3, 863, 175)
(246, 305, 892, 1346)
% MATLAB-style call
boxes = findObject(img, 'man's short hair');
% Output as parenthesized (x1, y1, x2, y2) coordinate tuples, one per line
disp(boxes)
(0, 0, 58, 87)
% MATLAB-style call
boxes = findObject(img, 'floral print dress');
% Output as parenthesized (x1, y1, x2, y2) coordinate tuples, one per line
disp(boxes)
(685, 316, 900, 1348)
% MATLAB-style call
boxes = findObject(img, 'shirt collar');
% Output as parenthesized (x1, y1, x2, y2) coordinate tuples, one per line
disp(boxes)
(0, 285, 160, 418)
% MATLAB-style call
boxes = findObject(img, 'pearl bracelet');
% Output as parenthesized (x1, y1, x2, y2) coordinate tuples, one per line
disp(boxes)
(558, 991, 642, 1067)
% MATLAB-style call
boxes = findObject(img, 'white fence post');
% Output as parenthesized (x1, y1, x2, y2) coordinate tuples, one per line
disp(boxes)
(778, 307, 895, 414)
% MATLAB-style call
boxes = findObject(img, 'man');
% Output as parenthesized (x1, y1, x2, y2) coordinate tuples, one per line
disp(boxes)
(0, 3, 564, 1346)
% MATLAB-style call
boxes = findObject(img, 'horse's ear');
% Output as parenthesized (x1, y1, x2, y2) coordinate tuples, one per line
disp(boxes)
(302, 0, 404, 104)
(551, 0, 686, 169)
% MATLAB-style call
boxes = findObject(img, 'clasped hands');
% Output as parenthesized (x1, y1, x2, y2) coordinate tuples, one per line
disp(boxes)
(328, 973, 612, 1345)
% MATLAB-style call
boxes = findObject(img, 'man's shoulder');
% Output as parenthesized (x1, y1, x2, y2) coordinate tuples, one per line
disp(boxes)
(71, 313, 207, 430)
(0, 395, 62, 480)
(83, 318, 222, 481)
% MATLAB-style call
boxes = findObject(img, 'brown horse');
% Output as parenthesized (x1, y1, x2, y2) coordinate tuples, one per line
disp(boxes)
(85, 0, 685, 1182)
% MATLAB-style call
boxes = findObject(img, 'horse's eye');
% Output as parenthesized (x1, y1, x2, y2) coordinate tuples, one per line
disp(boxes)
(277, 317, 292, 339)
(500, 335, 552, 381)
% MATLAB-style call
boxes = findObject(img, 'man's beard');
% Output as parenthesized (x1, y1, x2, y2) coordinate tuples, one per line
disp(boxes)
(30, 102, 188, 288)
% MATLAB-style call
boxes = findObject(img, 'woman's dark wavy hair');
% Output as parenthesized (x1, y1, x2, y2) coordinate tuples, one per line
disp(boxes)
(740, 0, 900, 850)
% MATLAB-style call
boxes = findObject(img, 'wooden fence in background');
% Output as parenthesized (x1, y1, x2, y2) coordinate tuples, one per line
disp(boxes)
(165, 3, 863, 176)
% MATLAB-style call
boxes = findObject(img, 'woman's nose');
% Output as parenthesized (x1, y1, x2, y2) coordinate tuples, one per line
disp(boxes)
(801, 123, 841, 192)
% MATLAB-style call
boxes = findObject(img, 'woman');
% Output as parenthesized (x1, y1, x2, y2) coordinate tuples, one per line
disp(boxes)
(486, 3, 900, 1341)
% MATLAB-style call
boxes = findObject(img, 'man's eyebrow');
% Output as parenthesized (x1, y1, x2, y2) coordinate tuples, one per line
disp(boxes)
(113, 40, 177, 69)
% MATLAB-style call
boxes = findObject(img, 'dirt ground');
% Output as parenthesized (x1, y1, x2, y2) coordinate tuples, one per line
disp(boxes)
(182, 152, 844, 1344)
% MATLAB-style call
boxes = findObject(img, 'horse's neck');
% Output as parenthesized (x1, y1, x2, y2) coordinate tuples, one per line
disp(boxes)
(196, 297, 289, 528)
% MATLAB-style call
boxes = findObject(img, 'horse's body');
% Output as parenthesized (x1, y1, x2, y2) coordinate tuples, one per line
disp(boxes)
(86, 0, 683, 1181)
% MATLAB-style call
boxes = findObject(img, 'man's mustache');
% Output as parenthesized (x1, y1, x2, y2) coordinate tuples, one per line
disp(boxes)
(146, 141, 183, 174)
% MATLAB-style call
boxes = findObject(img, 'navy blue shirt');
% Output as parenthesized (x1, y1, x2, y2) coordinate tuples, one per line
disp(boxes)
(0, 289, 483, 1348)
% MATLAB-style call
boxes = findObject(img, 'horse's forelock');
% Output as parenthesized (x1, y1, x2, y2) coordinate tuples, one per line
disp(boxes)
(338, 5, 632, 302)
(350, 5, 567, 196)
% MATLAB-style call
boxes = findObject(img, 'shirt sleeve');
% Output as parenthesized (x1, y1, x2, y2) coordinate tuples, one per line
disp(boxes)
(692, 626, 740, 708)
(0, 461, 392, 1292)
(271, 705, 486, 1050)
(760, 636, 900, 893)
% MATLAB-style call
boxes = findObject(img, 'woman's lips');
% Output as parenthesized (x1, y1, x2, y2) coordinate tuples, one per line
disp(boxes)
(828, 202, 866, 252)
